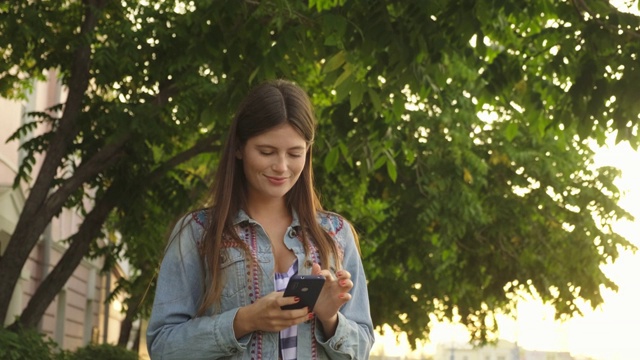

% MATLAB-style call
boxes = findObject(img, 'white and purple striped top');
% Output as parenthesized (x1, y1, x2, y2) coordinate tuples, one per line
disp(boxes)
(275, 259, 300, 360)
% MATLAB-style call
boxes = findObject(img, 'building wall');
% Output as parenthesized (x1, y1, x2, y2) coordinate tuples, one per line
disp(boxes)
(0, 89, 25, 186)
(0, 71, 126, 351)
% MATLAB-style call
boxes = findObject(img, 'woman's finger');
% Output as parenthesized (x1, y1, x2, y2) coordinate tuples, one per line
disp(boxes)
(335, 269, 351, 280)
(338, 279, 353, 289)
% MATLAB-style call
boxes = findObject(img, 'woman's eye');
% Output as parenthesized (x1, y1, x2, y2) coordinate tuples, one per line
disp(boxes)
(259, 151, 273, 156)
(289, 153, 302, 158)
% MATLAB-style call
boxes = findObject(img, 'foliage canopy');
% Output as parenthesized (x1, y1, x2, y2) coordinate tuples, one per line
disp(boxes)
(0, 0, 638, 347)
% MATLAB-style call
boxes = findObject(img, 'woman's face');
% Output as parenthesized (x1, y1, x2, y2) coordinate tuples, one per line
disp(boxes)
(238, 123, 308, 203)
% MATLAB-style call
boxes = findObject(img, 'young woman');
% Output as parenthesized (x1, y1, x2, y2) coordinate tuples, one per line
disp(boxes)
(146, 79, 374, 359)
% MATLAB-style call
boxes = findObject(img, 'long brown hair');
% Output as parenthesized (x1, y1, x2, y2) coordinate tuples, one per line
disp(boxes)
(197, 79, 340, 315)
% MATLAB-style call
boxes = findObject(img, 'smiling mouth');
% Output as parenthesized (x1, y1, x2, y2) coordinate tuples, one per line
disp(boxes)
(266, 175, 288, 183)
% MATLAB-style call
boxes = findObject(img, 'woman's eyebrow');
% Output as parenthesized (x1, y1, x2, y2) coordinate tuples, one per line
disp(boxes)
(256, 144, 306, 151)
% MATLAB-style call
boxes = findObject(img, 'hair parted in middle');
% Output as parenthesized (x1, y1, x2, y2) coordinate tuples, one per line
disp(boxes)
(196, 79, 341, 315)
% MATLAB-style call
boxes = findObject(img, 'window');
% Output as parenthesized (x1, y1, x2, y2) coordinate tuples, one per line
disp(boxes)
(83, 268, 97, 345)
(55, 289, 67, 347)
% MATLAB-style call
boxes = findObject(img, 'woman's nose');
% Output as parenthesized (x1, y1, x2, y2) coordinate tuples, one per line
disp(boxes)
(272, 155, 287, 172)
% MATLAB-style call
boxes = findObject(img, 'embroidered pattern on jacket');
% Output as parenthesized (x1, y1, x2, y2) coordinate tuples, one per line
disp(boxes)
(192, 210, 206, 228)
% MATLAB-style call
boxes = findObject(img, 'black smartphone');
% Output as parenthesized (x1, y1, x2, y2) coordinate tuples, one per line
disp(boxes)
(280, 274, 325, 311)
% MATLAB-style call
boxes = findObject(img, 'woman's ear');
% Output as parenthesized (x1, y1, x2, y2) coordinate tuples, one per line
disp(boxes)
(235, 148, 243, 159)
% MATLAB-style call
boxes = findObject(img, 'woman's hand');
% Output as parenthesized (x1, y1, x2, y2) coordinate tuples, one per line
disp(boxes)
(233, 291, 311, 338)
(311, 263, 353, 337)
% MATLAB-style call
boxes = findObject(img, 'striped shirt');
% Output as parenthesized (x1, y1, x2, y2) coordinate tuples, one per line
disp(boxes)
(274, 259, 299, 360)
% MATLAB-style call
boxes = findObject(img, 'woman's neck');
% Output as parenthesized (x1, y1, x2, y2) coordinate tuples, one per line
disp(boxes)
(245, 197, 290, 223)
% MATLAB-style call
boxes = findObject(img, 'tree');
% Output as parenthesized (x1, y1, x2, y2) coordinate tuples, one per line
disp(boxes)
(0, 0, 638, 347)
(103, 163, 211, 348)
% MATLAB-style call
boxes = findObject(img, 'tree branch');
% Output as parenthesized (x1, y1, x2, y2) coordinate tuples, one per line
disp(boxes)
(23, 0, 107, 211)
(44, 134, 130, 218)
(148, 134, 219, 181)
(572, 0, 640, 39)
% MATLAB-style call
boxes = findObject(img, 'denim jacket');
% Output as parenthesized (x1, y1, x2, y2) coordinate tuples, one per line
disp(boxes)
(147, 209, 375, 359)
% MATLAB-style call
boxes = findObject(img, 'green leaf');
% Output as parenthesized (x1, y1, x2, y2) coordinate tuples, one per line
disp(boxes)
(323, 146, 340, 173)
(350, 84, 365, 111)
(367, 89, 382, 112)
(504, 122, 518, 141)
(386, 158, 397, 182)
(333, 64, 354, 88)
(323, 51, 346, 73)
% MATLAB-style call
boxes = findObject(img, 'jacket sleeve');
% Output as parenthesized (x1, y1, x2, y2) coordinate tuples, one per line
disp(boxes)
(146, 217, 250, 360)
(316, 218, 375, 359)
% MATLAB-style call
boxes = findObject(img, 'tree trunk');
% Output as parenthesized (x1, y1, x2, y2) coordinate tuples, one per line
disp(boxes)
(8, 185, 119, 330)
(117, 310, 135, 348)
(0, 138, 127, 326)
(0, 0, 106, 324)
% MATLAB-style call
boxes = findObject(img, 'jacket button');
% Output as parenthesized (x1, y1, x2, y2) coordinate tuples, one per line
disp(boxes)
(288, 228, 297, 238)
(304, 260, 313, 269)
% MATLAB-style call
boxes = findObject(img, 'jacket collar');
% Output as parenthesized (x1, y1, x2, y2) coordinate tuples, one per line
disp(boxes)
(233, 208, 301, 228)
